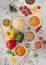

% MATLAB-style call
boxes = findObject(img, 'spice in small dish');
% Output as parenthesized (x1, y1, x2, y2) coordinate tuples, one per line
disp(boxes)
(30, 16, 40, 27)
(15, 46, 26, 57)
(25, 31, 35, 42)
(25, 43, 30, 48)
(35, 41, 42, 49)
(25, 0, 35, 5)
(2, 19, 10, 27)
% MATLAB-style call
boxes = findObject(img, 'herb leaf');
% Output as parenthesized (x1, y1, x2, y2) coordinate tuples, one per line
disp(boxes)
(9, 5, 13, 12)
(6, 50, 15, 56)
(27, 26, 31, 30)
(34, 54, 38, 57)
(9, 4, 17, 12)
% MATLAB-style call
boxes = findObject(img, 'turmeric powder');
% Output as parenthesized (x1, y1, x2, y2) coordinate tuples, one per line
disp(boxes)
(30, 16, 40, 27)
(15, 46, 26, 56)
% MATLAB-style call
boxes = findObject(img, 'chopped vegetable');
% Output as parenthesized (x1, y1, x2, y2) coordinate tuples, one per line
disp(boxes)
(36, 26, 42, 32)
(9, 4, 17, 12)
(14, 32, 24, 43)
(5, 29, 15, 39)
(27, 26, 31, 30)
(10, 57, 16, 65)
(34, 54, 38, 57)
(2, 19, 10, 26)
(6, 40, 16, 50)
(6, 50, 15, 56)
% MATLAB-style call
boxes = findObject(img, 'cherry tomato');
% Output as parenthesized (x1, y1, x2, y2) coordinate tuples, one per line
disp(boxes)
(26, 8, 30, 12)
(22, 10, 26, 14)
(24, 13, 28, 17)
(19, 6, 22, 11)
(28, 11, 32, 15)
(23, 6, 27, 9)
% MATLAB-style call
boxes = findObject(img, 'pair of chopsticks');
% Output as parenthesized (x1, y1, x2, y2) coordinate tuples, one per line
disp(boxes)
(0, 23, 5, 42)
(11, 0, 18, 4)
(18, 50, 32, 65)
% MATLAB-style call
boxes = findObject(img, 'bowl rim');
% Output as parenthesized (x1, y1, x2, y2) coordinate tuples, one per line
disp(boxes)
(24, 30, 36, 43)
(14, 45, 27, 57)
(29, 15, 41, 28)
(34, 41, 43, 50)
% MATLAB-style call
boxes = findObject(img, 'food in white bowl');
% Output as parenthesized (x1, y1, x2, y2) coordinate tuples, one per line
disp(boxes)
(15, 45, 27, 57)
(35, 41, 43, 50)
(24, 30, 36, 43)
(12, 16, 26, 31)
(29, 16, 41, 28)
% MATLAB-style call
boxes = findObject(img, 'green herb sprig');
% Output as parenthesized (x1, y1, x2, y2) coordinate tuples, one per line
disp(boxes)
(9, 4, 17, 12)
(6, 50, 15, 56)
(27, 26, 31, 30)
(34, 54, 38, 57)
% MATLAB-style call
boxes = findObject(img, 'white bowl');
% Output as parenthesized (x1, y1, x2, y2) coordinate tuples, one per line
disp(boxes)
(14, 45, 27, 57)
(24, 30, 36, 43)
(34, 41, 43, 50)
(29, 15, 41, 28)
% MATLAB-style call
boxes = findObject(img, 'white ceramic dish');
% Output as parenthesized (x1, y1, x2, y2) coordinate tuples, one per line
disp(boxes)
(14, 45, 27, 57)
(29, 15, 41, 28)
(34, 41, 43, 50)
(24, 30, 36, 43)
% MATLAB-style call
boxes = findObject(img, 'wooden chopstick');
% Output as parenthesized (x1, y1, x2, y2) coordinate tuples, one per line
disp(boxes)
(0, 23, 5, 42)
(0, 31, 5, 42)
(18, 50, 31, 65)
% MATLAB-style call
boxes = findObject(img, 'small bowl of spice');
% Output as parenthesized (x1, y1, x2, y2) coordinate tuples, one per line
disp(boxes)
(25, 0, 35, 5)
(15, 45, 27, 57)
(24, 30, 36, 43)
(29, 16, 41, 28)
(35, 41, 43, 50)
